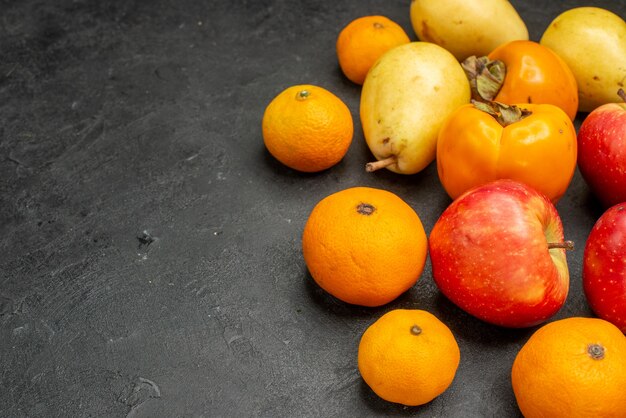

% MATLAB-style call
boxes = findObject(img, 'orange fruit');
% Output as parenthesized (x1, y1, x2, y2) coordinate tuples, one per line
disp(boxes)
(302, 186, 427, 307)
(358, 309, 460, 406)
(262, 85, 353, 172)
(336, 15, 410, 85)
(512, 317, 626, 417)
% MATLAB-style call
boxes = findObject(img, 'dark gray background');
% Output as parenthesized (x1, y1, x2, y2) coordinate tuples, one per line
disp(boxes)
(1, 0, 625, 417)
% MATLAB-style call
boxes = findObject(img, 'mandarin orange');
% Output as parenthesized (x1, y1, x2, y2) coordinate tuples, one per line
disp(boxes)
(336, 16, 410, 85)
(512, 317, 626, 417)
(302, 187, 427, 307)
(262, 85, 353, 172)
(358, 309, 460, 406)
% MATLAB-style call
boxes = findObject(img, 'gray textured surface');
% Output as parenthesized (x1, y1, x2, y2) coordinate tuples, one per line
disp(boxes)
(1, 0, 625, 417)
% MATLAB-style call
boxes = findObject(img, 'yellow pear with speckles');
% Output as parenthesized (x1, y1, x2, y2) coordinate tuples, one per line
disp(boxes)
(360, 42, 470, 175)
(409, 0, 529, 61)
(540, 7, 626, 112)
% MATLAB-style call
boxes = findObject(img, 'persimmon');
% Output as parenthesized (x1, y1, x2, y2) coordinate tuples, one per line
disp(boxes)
(463, 40, 579, 120)
(436, 101, 577, 203)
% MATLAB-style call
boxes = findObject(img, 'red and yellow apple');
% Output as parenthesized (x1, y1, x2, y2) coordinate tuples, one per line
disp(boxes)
(583, 203, 626, 333)
(577, 90, 626, 207)
(429, 179, 571, 328)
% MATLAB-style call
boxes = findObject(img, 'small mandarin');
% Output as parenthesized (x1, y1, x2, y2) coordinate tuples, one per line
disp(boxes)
(336, 15, 410, 85)
(512, 317, 626, 417)
(302, 187, 427, 307)
(358, 309, 460, 406)
(262, 85, 353, 172)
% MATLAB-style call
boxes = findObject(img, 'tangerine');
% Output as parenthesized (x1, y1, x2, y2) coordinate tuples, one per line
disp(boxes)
(302, 187, 427, 307)
(262, 85, 353, 172)
(336, 16, 410, 85)
(512, 317, 626, 417)
(358, 309, 460, 406)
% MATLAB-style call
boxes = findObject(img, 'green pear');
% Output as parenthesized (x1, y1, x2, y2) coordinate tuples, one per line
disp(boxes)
(361, 42, 470, 175)
(540, 7, 626, 112)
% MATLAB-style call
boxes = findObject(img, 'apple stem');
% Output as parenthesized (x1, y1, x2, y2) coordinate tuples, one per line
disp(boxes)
(547, 240, 574, 250)
(366, 156, 397, 172)
(618, 88, 626, 103)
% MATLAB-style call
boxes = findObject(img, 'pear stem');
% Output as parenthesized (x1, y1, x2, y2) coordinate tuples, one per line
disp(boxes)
(547, 241, 574, 250)
(366, 156, 397, 172)
(618, 88, 626, 103)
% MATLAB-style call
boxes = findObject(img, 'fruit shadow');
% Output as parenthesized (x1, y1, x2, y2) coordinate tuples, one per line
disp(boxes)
(303, 270, 388, 319)
(258, 143, 364, 190)
(580, 188, 607, 220)
(432, 292, 536, 348)
(332, 65, 363, 94)
(359, 379, 434, 416)
(259, 147, 319, 179)
(303, 268, 437, 322)
(303, 262, 537, 347)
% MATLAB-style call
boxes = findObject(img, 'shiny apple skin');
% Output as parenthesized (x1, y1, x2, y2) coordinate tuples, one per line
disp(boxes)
(583, 203, 626, 333)
(429, 179, 570, 328)
(577, 102, 626, 207)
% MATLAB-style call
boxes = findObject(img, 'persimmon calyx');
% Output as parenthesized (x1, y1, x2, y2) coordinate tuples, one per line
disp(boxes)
(461, 56, 506, 102)
(472, 100, 531, 127)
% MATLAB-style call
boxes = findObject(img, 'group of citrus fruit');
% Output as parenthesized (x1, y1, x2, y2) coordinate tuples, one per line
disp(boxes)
(261, 3, 626, 416)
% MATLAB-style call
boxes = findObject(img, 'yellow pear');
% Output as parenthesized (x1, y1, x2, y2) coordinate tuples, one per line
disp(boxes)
(361, 42, 470, 175)
(540, 7, 626, 112)
(409, 0, 528, 61)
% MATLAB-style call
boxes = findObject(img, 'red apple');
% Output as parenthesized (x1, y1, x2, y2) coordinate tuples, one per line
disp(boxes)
(577, 90, 626, 207)
(583, 203, 626, 333)
(429, 179, 572, 328)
